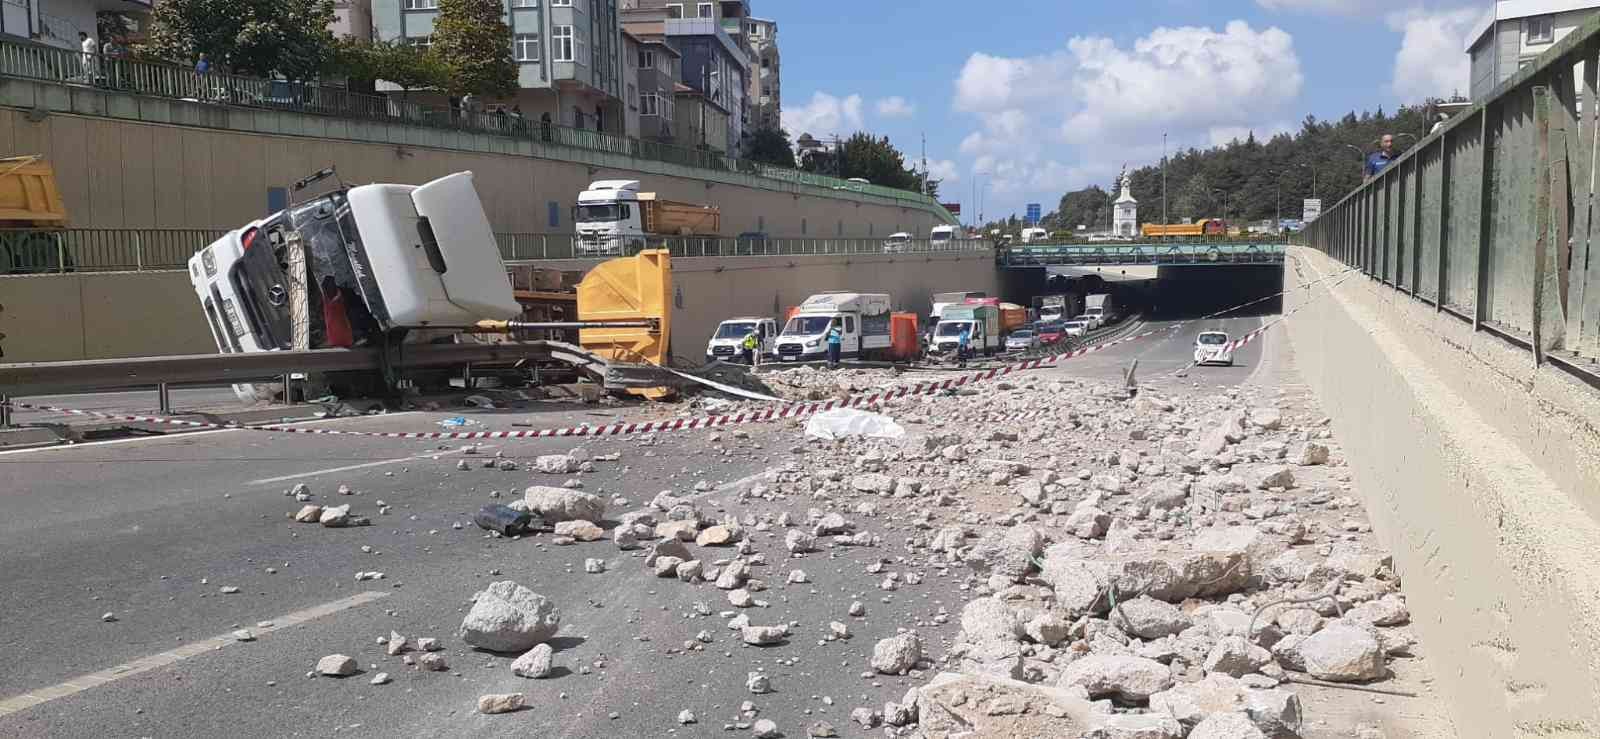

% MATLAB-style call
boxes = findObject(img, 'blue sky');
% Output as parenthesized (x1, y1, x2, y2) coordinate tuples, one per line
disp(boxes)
(774, 0, 1484, 222)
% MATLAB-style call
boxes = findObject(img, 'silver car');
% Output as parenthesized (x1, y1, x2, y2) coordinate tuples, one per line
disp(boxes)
(1193, 331, 1235, 366)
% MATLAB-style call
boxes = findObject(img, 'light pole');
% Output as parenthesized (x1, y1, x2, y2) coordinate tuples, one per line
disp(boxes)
(1298, 162, 1318, 201)
(1209, 188, 1230, 225)
(1161, 132, 1169, 231)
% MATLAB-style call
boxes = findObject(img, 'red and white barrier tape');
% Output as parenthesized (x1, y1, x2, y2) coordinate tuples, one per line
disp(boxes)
(2, 267, 1356, 442)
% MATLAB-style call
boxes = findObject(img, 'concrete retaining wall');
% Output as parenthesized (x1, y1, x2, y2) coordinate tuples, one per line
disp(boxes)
(1, 252, 1025, 364)
(1282, 247, 1600, 737)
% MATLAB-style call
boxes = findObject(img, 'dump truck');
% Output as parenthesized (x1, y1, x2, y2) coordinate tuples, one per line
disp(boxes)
(0, 155, 70, 274)
(575, 180, 721, 256)
(777, 292, 893, 362)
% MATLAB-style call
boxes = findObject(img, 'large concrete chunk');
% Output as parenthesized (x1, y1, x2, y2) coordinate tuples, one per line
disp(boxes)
(960, 597, 1022, 644)
(1057, 655, 1174, 703)
(1110, 596, 1191, 639)
(871, 632, 924, 674)
(458, 580, 561, 653)
(1041, 555, 1109, 617)
(963, 525, 1043, 582)
(912, 672, 1099, 739)
(522, 486, 605, 523)
(1101, 550, 1251, 602)
(1190, 712, 1267, 739)
(1283, 622, 1386, 682)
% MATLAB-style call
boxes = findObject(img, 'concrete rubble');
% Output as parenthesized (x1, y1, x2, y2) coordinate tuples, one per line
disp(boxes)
(458, 580, 561, 653)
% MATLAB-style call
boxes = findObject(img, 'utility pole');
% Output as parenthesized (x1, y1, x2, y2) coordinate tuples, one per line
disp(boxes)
(1161, 132, 1169, 238)
(920, 131, 927, 195)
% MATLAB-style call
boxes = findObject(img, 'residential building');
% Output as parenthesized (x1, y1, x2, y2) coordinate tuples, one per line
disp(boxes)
(621, 0, 748, 153)
(673, 81, 728, 153)
(1467, 0, 1600, 99)
(373, 0, 625, 133)
(745, 17, 777, 131)
(1, 0, 151, 50)
(621, 29, 640, 138)
(331, 0, 374, 41)
(628, 31, 679, 141)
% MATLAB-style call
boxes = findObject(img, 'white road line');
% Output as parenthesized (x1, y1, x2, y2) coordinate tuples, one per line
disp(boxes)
(0, 412, 425, 457)
(247, 443, 499, 485)
(0, 590, 389, 718)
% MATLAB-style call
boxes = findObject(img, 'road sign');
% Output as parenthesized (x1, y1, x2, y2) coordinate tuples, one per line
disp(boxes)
(1303, 198, 1322, 222)
(1026, 203, 1041, 225)
(942, 202, 962, 216)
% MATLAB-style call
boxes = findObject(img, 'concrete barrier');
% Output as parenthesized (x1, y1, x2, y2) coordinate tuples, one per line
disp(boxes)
(1283, 247, 1600, 737)
(1, 253, 1029, 364)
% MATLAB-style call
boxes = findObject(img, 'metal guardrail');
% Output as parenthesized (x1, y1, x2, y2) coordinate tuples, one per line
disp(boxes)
(0, 38, 951, 215)
(1300, 13, 1600, 377)
(0, 230, 992, 274)
(996, 243, 1286, 268)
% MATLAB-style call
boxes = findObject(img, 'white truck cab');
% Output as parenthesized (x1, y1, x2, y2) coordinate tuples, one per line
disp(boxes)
(883, 232, 913, 253)
(575, 180, 644, 255)
(930, 225, 956, 248)
(777, 292, 893, 362)
(706, 317, 778, 364)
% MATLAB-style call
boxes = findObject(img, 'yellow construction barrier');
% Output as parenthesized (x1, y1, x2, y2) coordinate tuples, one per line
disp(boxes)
(577, 249, 673, 399)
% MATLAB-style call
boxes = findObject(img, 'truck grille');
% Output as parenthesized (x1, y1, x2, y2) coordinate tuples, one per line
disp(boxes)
(712, 346, 735, 356)
(777, 343, 805, 356)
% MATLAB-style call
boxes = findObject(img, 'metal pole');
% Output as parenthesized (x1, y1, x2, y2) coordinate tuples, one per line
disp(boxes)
(282, 374, 294, 405)
(158, 382, 171, 415)
(1161, 132, 1168, 233)
(0, 394, 11, 429)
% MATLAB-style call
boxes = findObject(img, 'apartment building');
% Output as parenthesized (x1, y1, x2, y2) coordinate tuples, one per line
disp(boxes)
(1, 0, 150, 50)
(373, 0, 625, 133)
(621, 0, 748, 153)
(1467, 0, 1600, 99)
(331, 0, 374, 41)
(744, 16, 777, 130)
(629, 31, 680, 141)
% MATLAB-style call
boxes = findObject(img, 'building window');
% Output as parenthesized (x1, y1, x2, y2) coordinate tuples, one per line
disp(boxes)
(641, 93, 659, 115)
(697, 2, 712, 18)
(409, 36, 432, 51)
(1527, 16, 1554, 44)
(638, 50, 656, 69)
(403, 0, 437, 9)
(552, 26, 574, 61)
(514, 33, 540, 62)
(548, 202, 561, 228)
(667, 3, 682, 18)
(626, 83, 637, 109)
(512, 0, 537, 7)
(551, 0, 571, 5)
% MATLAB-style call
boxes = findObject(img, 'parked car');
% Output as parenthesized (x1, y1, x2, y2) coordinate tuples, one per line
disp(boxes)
(1193, 331, 1235, 366)
(1036, 322, 1067, 345)
(1062, 320, 1089, 337)
(1004, 329, 1039, 352)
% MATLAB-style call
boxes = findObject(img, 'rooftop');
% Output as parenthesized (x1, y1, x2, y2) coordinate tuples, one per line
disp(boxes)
(1466, 0, 1600, 51)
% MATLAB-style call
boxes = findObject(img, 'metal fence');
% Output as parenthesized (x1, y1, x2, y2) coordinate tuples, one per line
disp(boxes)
(1300, 14, 1600, 377)
(0, 228, 991, 274)
(0, 38, 950, 214)
(997, 243, 1286, 267)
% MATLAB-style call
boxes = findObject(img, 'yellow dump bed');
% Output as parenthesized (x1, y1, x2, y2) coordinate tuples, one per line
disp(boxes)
(0, 156, 67, 226)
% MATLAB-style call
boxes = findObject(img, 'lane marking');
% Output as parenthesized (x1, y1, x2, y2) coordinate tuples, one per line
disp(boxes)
(0, 412, 423, 458)
(0, 590, 389, 718)
(247, 443, 500, 486)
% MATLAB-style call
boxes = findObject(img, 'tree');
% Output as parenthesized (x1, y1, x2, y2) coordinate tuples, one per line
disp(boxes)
(148, 0, 337, 80)
(1053, 186, 1110, 231)
(430, 0, 517, 98)
(744, 127, 796, 168)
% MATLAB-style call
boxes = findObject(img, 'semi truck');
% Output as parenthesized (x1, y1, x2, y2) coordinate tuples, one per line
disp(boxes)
(574, 180, 721, 256)
(187, 170, 522, 402)
(1085, 293, 1118, 325)
(777, 292, 892, 362)
(931, 304, 1001, 357)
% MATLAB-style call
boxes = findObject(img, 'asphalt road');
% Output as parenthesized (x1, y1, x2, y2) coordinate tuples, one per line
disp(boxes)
(0, 311, 1278, 738)
(9, 386, 248, 426)
(1048, 315, 1269, 388)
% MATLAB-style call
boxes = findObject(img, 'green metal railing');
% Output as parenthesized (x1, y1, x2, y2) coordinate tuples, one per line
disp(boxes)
(996, 243, 1286, 267)
(1301, 14, 1600, 374)
(0, 38, 953, 218)
(0, 228, 991, 274)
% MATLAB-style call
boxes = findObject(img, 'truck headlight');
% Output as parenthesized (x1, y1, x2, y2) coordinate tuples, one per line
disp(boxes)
(805, 339, 820, 348)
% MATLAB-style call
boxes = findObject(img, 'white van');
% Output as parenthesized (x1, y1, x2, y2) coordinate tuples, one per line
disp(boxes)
(705, 317, 778, 364)
(883, 232, 913, 253)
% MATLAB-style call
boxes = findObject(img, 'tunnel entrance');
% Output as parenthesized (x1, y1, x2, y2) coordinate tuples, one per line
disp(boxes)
(1145, 265, 1284, 320)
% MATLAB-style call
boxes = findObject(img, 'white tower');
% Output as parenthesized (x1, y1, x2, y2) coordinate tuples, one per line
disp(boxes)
(1113, 168, 1138, 237)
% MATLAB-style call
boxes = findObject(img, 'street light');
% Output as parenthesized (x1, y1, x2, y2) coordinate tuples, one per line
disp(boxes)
(1298, 162, 1318, 200)
(1209, 188, 1231, 224)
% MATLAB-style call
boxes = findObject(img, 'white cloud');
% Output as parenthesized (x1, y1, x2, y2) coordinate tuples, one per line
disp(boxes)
(1388, 7, 1479, 101)
(1256, 0, 1481, 16)
(875, 96, 916, 118)
(951, 21, 1303, 210)
(781, 92, 864, 138)
(926, 159, 960, 183)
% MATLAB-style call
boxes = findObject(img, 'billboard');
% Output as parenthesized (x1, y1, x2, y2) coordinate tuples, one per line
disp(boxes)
(1025, 203, 1042, 225)
(1303, 198, 1322, 222)
(941, 202, 962, 216)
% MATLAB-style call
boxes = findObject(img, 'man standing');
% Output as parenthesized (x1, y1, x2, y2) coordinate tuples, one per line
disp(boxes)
(741, 330, 758, 366)
(957, 325, 972, 366)
(78, 32, 97, 82)
(825, 322, 843, 368)
(1364, 134, 1395, 178)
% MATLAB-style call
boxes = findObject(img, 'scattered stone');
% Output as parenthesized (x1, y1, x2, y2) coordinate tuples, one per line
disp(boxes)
(870, 632, 923, 674)
(1203, 635, 1274, 678)
(742, 625, 788, 646)
(316, 654, 358, 677)
(458, 581, 561, 653)
(477, 693, 525, 715)
(807, 720, 839, 737)
(785, 530, 817, 553)
(678, 709, 697, 724)
(1189, 712, 1267, 739)
(553, 520, 605, 541)
(1058, 655, 1174, 703)
(416, 637, 442, 652)
(584, 558, 606, 574)
(1111, 596, 1192, 639)
(369, 672, 390, 685)
(1294, 442, 1330, 466)
(752, 719, 779, 738)
(746, 671, 771, 694)
(696, 524, 740, 546)
(511, 643, 554, 679)
(293, 505, 322, 523)
(1280, 622, 1386, 682)
(523, 486, 606, 523)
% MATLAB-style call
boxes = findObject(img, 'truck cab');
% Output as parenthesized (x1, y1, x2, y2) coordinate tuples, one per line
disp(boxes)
(1021, 227, 1049, 243)
(932, 304, 1000, 357)
(930, 225, 956, 248)
(777, 292, 892, 362)
(575, 180, 643, 256)
(706, 317, 778, 364)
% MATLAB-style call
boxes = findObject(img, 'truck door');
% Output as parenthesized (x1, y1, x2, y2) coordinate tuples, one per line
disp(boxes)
(843, 315, 858, 356)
